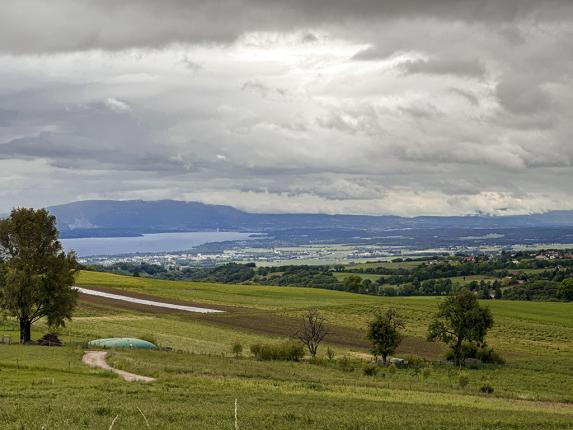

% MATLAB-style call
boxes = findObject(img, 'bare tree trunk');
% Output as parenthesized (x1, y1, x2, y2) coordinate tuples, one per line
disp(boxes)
(454, 338, 463, 366)
(19, 317, 31, 344)
(309, 344, 317, 358)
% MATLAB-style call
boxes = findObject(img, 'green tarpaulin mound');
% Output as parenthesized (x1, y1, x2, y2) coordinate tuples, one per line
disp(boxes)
(88, 337, 157, 349)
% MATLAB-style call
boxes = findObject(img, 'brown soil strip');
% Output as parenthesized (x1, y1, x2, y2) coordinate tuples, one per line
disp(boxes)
(79, 286, 444, 359)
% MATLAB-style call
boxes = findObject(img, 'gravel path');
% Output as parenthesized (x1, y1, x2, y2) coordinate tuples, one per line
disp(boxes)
(75, 286, 224, 314)
(82, 350, 156, 382)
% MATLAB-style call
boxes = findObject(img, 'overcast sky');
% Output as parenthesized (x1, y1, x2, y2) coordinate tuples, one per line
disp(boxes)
(1, 0, 572, 216)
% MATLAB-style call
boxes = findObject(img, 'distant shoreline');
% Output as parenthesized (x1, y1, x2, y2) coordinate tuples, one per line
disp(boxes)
(61, 231, 256, 257)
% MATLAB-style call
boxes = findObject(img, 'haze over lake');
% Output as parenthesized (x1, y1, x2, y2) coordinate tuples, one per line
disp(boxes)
(61, 231, 254, 257)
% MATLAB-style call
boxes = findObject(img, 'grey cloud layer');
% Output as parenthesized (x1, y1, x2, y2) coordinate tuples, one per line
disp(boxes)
(399, 58, 486, 78)
(0, 2, 572, 215)
(2, 0, 573, 53)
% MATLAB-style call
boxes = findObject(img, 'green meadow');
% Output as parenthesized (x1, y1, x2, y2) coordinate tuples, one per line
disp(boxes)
(0, 270, 571, 429)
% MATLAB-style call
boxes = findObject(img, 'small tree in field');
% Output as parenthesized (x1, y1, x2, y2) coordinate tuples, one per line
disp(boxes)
(0, 208, 78, 344)
(296, 309, 328, 359)
(367, 308, 405, 365)
(427, 289, 493, 366)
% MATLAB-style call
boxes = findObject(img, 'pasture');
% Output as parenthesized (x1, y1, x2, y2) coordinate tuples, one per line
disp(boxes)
(0, 271, 571, 429)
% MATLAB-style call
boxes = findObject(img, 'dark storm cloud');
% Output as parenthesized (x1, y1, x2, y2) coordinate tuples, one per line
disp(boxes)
(0, 132, 191, 172)
(1, 0, 573, 53)
(0, 99, 197, 173)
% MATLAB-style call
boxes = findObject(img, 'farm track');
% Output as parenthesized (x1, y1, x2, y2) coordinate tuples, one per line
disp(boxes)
(82, 350, 155, 382)
(79, 285, 444, 359)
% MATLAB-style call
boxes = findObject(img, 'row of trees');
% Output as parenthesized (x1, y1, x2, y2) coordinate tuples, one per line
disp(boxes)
(349, 255, 573, 279)
(297, 289, 495, 367)
(103, 259, 573, 301)
(367, 289, 494, 366)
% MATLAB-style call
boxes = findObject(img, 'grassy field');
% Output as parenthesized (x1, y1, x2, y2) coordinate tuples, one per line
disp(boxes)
(1, 344, 572, 429)
(346, 260, 426, 270)
(333, 272, 383, 282)
(333, 257, 495, 285)
(333, 272, 495, 286)
(0, 271, 571, 429)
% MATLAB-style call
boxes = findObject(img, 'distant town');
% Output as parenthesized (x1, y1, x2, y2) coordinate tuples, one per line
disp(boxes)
(78, 242, 573, 269)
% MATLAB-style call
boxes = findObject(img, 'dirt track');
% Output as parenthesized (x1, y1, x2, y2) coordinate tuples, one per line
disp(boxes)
(79, 286, 444, 359)
(82, 350, 155, 382)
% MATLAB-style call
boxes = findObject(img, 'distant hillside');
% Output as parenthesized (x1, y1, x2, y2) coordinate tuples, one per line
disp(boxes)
(46, 200, 573, 238)
(49, 200, 250, 232)
(49, 200, 404, 236)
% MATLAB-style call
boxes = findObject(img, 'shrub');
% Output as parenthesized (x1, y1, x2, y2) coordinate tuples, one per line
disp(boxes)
(458, 374, 469, 388)
(445, 342, 477, 362)
(251, 341, 304, 361)
(480, 384, 494, 394)
(462, 342, 479, 359)
(477, 347, 505, 365)
(255, 344, 276, 361)
(422, 367, 432, 380)
(39, 333, 63, 346)
(445, 342, 505, 365)
(231, 342, 243, 358)
(259, 344, 279, 361)
(402, 354, 425, 371)
(388, 363, 397, 375)
(310, 356, 324, 365)
(558, 278, 573, 301)
(362, 363, 379, 376)
(382, 286, 397, 296)
(326, 346, 336, 361)
(338, 356, 354, 372)
(250, 343, 262, 357)
(281, 341, 305, 361)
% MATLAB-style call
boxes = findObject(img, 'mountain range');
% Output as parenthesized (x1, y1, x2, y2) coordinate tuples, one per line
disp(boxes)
(43, 200, 573, 238)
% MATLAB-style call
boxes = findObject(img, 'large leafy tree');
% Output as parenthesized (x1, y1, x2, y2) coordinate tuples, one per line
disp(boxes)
(0, 208, 78, 344)
(367, 308, 405, 365)
(427, 289, 493, 366)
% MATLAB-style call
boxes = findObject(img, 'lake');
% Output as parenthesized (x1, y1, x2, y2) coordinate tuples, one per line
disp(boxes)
(61, 231, 254, 257)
